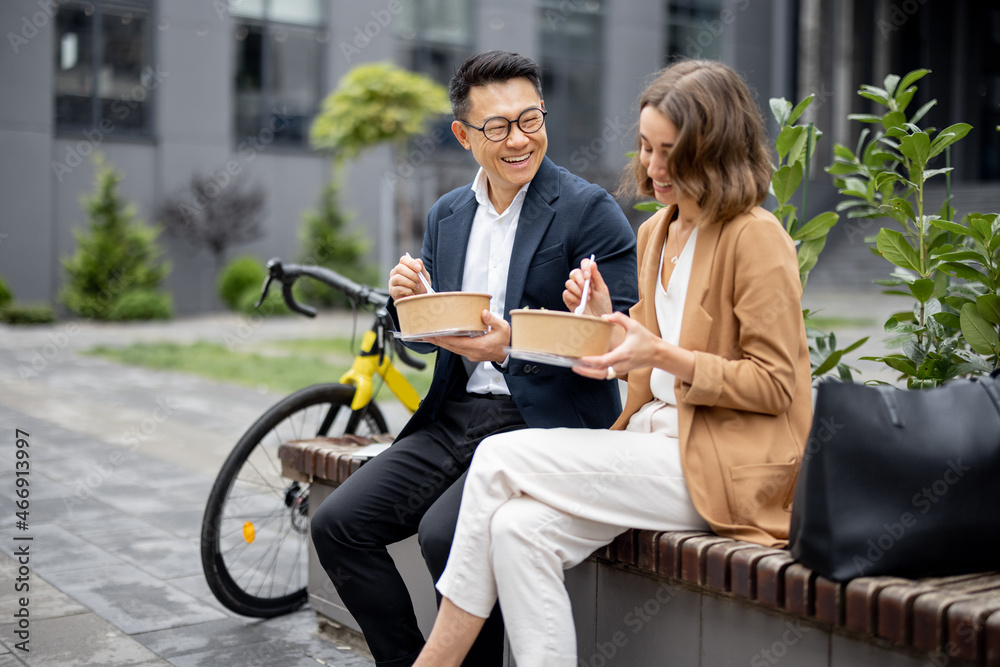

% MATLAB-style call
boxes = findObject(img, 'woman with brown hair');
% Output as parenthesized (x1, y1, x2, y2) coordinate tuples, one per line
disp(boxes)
(412, 60, 812, 667)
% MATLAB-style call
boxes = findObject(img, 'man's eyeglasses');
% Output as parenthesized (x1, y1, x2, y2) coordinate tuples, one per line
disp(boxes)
(458, 107, 547, 142)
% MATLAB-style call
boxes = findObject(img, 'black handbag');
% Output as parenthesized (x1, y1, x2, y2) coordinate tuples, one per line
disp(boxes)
(788, 370, 1000, 582)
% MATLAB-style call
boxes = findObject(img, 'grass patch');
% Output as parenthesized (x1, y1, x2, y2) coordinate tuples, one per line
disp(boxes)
(85, 338, 434, 400)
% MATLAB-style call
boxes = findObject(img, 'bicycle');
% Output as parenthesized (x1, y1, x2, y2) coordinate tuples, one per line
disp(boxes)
(200, 258, 425, 618)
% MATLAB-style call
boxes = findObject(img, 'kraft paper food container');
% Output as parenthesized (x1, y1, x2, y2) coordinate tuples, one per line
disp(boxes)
(509, 309, 614, 358)
(395, 292, 492, 337)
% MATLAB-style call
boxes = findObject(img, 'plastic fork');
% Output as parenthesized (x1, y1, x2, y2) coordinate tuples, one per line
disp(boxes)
(574, 254, 596, 315)
(405, 252, 434, 294)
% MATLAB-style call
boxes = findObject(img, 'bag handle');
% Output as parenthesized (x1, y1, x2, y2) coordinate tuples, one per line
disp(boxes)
(979, 374, 1000, 417)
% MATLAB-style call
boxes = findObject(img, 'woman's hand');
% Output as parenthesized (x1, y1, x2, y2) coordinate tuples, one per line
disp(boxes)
(563, 257, 612, 316)
(388, 255, 431, 301)
(574, 312, 695, 383)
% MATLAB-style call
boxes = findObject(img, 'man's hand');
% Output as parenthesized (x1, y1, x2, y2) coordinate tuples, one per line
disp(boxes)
(563, 257, 612, 317)
(388, 255, 431, 301)
(430, 310, 510, 364)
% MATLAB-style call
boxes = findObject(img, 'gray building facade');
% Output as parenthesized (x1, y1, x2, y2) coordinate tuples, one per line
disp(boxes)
(1, 0, 997, 313)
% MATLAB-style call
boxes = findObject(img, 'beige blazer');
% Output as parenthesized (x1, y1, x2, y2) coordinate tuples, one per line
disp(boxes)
(611, 205, 812, 547)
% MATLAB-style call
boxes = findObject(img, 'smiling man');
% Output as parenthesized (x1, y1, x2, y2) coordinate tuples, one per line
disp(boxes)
(311, 51, 638, 667)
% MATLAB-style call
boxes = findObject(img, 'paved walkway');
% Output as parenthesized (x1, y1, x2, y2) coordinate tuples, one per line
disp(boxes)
(0, 310, 391, 666)
(0, 290, 899, 665)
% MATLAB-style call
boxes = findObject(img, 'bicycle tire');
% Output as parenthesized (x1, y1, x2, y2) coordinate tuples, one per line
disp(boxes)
(201, 383, 389, 617)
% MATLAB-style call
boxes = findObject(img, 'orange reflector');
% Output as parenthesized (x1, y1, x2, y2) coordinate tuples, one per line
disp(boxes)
(243, 521, 255, 544)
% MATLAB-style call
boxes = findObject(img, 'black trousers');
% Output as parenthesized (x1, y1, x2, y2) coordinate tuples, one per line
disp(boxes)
(311, 391, 526, 667)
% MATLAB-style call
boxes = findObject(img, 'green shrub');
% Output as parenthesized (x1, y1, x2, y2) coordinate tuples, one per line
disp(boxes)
(0, 276, 12, 311)
(827, 69, 995, 385)
(61, 156, 171, 320)
(0, 304, 56, 325)
(218, 256, 266, 310)
(106, 289, 173, 321)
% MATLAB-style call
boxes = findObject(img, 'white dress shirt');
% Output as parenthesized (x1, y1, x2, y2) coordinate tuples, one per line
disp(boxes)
(625, 226, 698, 436)
(460, 167, 531, 395)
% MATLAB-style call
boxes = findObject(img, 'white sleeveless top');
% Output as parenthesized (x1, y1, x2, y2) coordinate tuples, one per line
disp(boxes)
(624, 226, 698, 437)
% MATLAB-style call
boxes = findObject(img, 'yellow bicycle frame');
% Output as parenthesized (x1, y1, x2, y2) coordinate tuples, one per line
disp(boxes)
(338, 330, 421, 413)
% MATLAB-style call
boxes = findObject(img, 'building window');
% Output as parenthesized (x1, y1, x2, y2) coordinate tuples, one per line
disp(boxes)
(231, 0, 326, 147)
(887, 1, 1000, 182)
(665, 0, 723, 63)
(394, 0, 473, 88)
(538, 0, 604, 173)
(55, 0, 154, 135)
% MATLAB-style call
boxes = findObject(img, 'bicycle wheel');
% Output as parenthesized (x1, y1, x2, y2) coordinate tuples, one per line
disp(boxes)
(201, 383, 389, 617)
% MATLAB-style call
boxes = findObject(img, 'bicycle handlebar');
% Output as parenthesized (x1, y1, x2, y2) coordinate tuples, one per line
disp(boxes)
(259, 258, 389, 316)
(258, 258, 426, 371)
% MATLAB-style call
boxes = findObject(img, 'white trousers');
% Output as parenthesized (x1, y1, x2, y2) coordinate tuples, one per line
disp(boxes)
(435, 425, 709, 667)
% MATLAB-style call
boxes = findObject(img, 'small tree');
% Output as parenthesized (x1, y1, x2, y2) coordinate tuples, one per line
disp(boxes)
(61, 156, 172, 320)
(298, 182, 377, 308)
(158, 172, 266, 269)
(310, 62, 450, 272)
(826, 69, 997, 386)
(310, 62, 451, 161)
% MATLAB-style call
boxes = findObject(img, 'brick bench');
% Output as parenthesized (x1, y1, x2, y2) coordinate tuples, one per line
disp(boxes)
(280, 437, 1000, 666)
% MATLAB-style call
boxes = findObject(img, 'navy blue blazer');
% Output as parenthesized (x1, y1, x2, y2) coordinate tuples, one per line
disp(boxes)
(390, 157, 638, 440)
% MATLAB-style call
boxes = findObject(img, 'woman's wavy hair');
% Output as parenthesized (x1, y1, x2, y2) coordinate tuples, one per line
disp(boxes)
(620, 60, 771, 224)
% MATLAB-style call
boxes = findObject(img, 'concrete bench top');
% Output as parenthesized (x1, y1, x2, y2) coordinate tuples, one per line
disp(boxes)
(280, 436, 1000, 666)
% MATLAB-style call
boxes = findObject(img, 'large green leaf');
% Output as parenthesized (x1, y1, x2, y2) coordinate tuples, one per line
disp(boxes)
(883, 73, 901, 97)
(847, 113, 883, 124)
(884, 318, 922, 334)
(786, 128, 814, 167)
(886, 198, 915, 224)
(928, 123, 973, 159)
(929, 218, 971, 237)
(881, 356, 918, 375)
(812, 349, 844, 377)
(898, 132, 931, 168)
(827, 161, 859, 176)
(797, 237, 826, 278)
(859, 85, 890, 106)
(633, 201, 666, 212)
(769, 98, 792, 127)
(923, 167, 953, 181)
(771, 163, 803, 206)
(897, 69, 931, 95)
(773, 204, 797, 224)
(932, 311, 962, 329)
(833, 144, 855, 160)
(960, 303, 1000, 356)
(969, 215, 993, 244)
(876, 228, 921, 272)
(787, 95, 813, 125)
(792, 212, 838, 241)
(934, 250, 984, 263)
(776, 125, 805, 160)
(978, 295, 1000, 325)
(881, 111, 906, 131)
(908, 278, 935, 303)
(944, 262, 990, 286)
(865, 149, 900, 167)
(895, 87, 916, 114)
